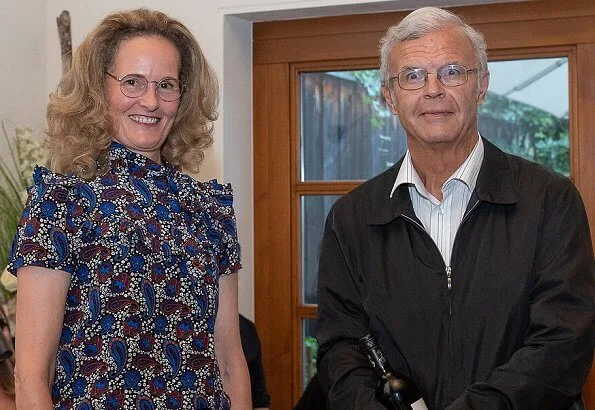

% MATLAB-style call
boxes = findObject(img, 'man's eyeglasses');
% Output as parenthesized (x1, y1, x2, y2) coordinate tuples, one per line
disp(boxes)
(389, 64, 479, 90)
(105, 72, 185, 102)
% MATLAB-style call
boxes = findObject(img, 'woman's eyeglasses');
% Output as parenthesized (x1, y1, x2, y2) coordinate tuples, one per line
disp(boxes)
(106, 72, 185, 102)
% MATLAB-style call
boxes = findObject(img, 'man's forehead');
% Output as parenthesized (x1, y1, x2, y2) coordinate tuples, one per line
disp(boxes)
(390, 27, 475, 67)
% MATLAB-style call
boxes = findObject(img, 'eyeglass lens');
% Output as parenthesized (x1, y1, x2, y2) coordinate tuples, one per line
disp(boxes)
(119, 74, 183, 101)
(397, 64, 472, 90)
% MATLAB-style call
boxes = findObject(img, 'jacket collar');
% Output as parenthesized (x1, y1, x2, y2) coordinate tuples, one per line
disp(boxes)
(367, 137, 518, 226)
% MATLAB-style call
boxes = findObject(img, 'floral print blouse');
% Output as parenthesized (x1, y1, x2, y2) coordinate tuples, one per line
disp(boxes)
(8, 143, 241, 409)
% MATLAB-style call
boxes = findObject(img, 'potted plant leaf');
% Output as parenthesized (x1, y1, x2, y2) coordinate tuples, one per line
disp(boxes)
(0, 120, 44, 335)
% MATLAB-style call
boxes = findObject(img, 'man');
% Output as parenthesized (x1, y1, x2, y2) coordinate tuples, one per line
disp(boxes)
(316, 7, 594, 410)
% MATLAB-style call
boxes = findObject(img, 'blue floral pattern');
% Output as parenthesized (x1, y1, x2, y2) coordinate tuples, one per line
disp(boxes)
(8, 143, 241, 409)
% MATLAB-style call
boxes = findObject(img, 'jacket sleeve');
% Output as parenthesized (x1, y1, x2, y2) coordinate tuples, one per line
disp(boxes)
(239, 316, 271, 408)
(316, 207, 386, 410)
(248, 327, 271, 408)
(447, 180, 595, 410)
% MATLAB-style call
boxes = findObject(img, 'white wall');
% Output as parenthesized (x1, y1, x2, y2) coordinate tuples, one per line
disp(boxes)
(3, 0, 511, 320)
(0, 0, 46, 130)
(42, 0, 258, 315)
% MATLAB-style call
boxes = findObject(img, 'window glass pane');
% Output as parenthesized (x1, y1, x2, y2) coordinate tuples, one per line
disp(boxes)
(299, 58, 570, 181)
(300, 70, 406, 181)
(301, 195, 341, 305)
(480, 57, 569, 175)
(302, 318, 318, 391)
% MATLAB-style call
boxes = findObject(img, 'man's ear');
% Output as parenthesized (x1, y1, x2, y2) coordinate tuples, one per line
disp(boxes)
(477, 70, 490, 106)
(381, 85, 398, 114)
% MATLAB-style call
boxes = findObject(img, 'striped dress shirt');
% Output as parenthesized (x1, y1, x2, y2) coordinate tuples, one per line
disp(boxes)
(390, 137, 484, 266)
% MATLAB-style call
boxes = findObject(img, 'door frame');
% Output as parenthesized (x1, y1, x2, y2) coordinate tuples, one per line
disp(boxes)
(254, 1, 595, 407)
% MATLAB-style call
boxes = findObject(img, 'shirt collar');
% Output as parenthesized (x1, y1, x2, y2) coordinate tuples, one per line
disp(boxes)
(389, 135, 484, 198)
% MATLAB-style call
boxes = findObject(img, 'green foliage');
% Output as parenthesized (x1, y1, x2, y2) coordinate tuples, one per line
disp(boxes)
(0, 121, 44, 302)
(304, 336, 318, 385)
(304, 336, 318, 350)
(479, 92, 569, 175)
(352, 70, 390, 124)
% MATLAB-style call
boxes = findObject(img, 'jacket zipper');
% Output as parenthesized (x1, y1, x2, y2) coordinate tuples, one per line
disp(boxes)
(445, 198, 480, 296)
(402, 212, 453, 293)
(401, 212, 453, 409)
(461, 198, 480, 225)
(401, 197, 482, 408)
(445, 265, 452, 315)
(400, 214, 425, 231)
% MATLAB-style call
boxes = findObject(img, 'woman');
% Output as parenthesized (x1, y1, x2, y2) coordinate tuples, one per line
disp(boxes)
(8, 9, 251, 409)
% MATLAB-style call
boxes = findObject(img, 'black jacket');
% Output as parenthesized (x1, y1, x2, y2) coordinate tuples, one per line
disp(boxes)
(316, 139, 594, 410)
(239, 315, 271, 408)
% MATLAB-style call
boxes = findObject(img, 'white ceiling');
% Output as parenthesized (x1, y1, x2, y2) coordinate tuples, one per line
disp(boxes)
(230, 0, 528, 21)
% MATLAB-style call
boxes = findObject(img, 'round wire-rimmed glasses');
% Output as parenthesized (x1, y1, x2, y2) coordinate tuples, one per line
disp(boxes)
(389, 64, 479, 90)
(105, 72, 185, 102)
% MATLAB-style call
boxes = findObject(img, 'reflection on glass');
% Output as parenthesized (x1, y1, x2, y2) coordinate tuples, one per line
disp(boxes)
(480, 57, 569, 175)
(301, 195, 341, 305)
(302, 318, 318, 391)
(300, 70, 406, 181)
(299, 59, 570, 180)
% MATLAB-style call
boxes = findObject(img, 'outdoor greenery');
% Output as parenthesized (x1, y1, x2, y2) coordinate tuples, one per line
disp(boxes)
(349, 69, 570, 175)
(353, 70, 391, 129)
(0, 120, 44, 302)
(304, 336, 318, 386)
(478, 92, 569, 175)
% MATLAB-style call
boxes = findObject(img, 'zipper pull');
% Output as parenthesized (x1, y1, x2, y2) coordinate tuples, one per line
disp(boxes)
(445, 266, 452, 291)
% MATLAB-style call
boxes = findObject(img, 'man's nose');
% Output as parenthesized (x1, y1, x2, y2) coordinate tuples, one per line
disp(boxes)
(424, 73, 445, 97)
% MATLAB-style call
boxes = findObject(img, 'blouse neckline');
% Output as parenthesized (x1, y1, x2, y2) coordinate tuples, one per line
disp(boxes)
(108, 141, 175, 179)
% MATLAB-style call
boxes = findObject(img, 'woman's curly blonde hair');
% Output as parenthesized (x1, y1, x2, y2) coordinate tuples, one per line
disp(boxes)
(46, 8, 218, 179)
